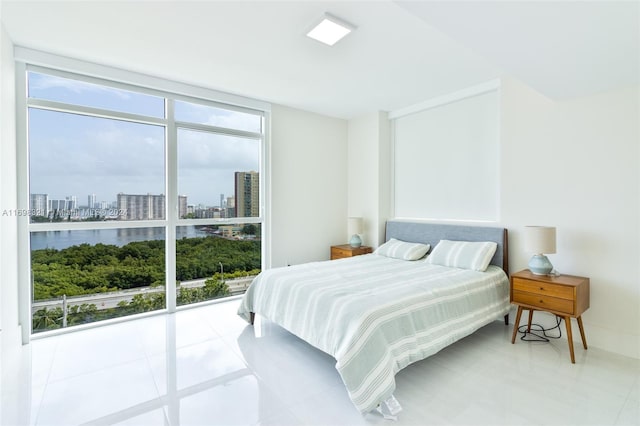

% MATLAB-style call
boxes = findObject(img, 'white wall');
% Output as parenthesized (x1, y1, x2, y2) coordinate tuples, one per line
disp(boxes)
(393, 91, 500, 222)
(0, 20, 3, 336)
(501, 78, 640, 359)
(0, 23, 18, 345)
(381, 78, 639, 359)
(347, 111, 391, 248)
(270, 104, 348, 267)
(0, 21, 30, 426)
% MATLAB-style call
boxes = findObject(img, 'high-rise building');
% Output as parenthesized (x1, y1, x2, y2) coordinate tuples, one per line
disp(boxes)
(116, 193, 165, 220)
(178, 195, 188, 219)
(226, 196, 235, 218)
(88, 193, 97, 209)
(30, 194, 48, 217)
(66, 196, 77, 210)
(234, 171, 259, 217)
(49, 199, 69, 212)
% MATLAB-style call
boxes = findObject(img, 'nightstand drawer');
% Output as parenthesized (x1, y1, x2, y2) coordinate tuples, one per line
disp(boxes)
(512, 290, 574, 314)
(512, 277, 574, 300)
(330, 245, 373, 260)
(331, 247, 353, 259)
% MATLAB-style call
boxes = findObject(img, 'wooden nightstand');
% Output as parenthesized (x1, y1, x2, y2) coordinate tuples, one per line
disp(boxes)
(330, 244, 373, 260)
(510, 269, 590, 363)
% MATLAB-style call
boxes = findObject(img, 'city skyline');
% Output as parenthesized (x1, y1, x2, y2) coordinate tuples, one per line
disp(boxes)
(29, 164, 260, 221)
(29, 188, 247, 220)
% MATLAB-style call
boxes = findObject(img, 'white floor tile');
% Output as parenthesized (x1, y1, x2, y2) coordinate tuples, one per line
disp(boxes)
(616, 396, 640, 426)
(29, 338, 59, 389)
(147, 337, 250, 395)
(34, 358, 160, 425)
(235, 327, 345, 406)
(2, 300, 638, 426)
(201, 299, 251, 338)
(629, 376, 640, 402)
(255, 408, 304, 426)
(109, 408, 170, 426)
(46, 323, 148, 383)
(168, 374, 290, 426)
(171, 309, 222, 349)
(287, 383, 387, 426)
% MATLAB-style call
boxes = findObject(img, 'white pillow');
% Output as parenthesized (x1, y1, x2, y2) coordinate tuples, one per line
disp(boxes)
(375, 238, 430, 261)
(427, 240, 497, 271)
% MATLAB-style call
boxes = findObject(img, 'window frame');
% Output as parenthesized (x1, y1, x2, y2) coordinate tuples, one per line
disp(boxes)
(15, 50, 270, 342)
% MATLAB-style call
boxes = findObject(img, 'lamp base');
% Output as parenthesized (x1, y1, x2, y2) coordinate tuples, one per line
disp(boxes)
(528, 254, 553, 275)
(349, 234, 362, 248)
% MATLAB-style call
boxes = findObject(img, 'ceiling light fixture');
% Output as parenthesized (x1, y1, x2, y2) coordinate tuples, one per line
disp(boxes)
(306, 13, 355, 46)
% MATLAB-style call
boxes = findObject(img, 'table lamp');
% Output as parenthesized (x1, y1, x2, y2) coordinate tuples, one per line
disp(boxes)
(348, 217, 363, 248)
(524, 226, 556, 275)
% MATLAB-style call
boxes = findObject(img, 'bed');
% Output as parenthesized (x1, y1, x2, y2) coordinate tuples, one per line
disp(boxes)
(237, 220, 510, 416)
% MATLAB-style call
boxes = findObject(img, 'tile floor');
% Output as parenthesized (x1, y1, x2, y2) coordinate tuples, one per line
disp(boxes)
(1, 299, 638, 425)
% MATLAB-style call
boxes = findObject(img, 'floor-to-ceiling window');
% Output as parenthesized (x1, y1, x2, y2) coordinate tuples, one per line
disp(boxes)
(19, 61, 267, 334)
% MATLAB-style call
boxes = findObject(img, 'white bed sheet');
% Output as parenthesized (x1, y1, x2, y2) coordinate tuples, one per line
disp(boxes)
(238, 254, 510, 413)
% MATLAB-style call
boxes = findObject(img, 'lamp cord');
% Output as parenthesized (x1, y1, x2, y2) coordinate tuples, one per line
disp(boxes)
(517, 313, 563, 342)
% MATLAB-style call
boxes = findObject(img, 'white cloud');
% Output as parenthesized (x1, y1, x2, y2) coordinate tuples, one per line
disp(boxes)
(29, 110, 165, 201)
(30, 72, 132, 100)
(28, 94, 261, 206)
(176, 101, 261, 133)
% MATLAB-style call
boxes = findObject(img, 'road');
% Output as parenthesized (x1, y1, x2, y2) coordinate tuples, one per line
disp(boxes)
(32, 276, 255, 311)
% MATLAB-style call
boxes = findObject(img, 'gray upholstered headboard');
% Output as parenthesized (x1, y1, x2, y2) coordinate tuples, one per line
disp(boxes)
(385, 220, 509, 274)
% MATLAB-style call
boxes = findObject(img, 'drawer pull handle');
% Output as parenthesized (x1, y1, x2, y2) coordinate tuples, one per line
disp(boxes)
(540, 287, 544, 290)
(539, 300, 544, 304)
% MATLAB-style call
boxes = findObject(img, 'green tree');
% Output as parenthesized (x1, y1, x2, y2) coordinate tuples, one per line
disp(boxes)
(177, 276, 229, 305)
(67, 303, 99, 325)
(32, 307, 62, 331)
(31, 234, 260, 330)
(242, 224, 257, 236)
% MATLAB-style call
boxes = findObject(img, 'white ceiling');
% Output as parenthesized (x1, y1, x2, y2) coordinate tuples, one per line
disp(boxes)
(1, 1, 638, 119)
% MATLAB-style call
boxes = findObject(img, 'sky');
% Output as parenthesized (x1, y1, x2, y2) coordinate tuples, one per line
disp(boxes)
(28, 72, 261, 208)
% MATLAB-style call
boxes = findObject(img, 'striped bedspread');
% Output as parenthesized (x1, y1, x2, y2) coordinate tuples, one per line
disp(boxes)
(237, 253, 510, 413)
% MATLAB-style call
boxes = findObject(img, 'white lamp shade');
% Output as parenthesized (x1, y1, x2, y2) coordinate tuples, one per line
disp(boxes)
(524, 226, 556, 254)
(348, 217, 363, 236)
